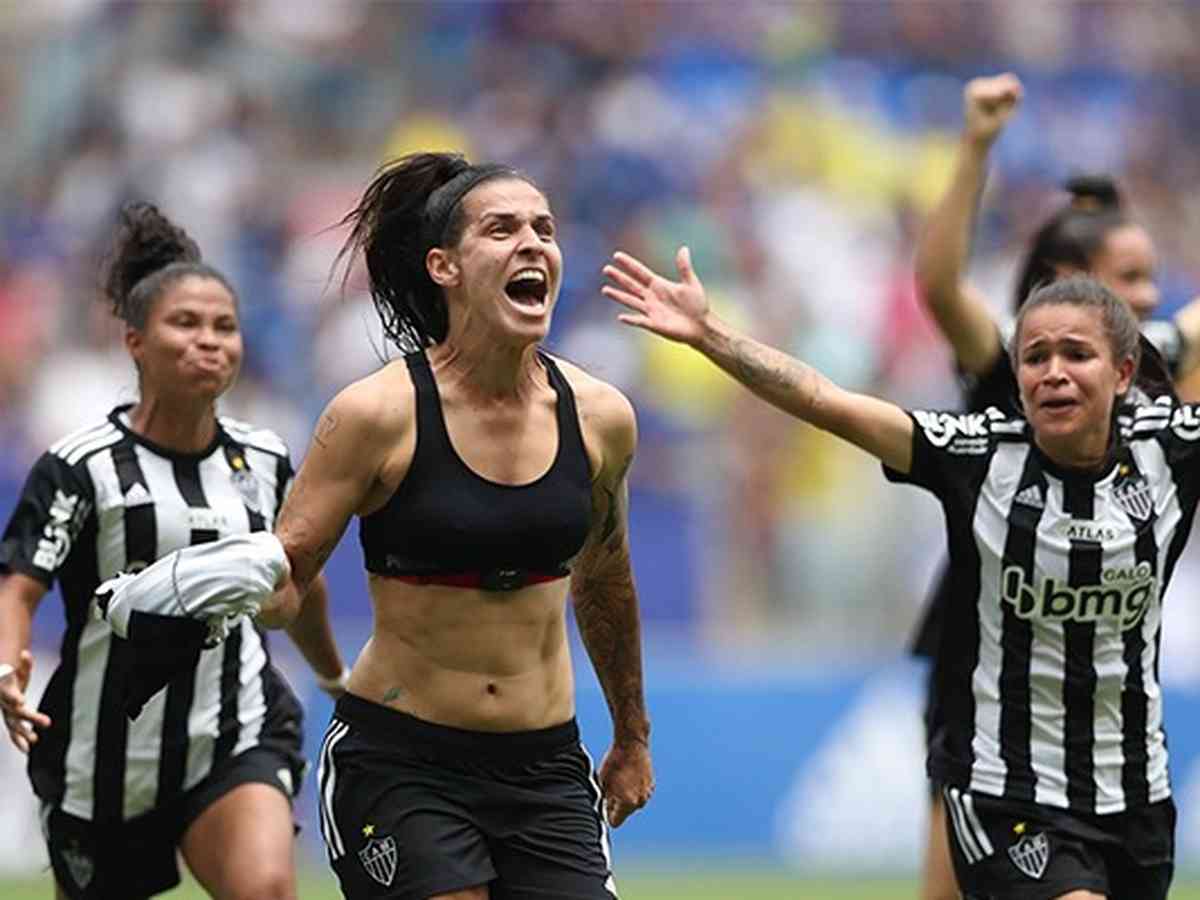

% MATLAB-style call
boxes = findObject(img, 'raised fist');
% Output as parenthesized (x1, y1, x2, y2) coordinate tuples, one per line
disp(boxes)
(963, 73, 1023, 145)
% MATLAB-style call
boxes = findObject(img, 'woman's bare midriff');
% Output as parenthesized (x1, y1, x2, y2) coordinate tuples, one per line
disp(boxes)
(345, 574, 577, 732)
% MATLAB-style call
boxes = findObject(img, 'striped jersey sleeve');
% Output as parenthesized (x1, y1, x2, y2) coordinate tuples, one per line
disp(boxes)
(0, 432, 108, 587)
(883, 407, 1015, 498)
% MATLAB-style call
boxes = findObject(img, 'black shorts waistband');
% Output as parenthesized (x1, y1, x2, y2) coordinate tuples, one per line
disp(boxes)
(334, 693, 580, 762)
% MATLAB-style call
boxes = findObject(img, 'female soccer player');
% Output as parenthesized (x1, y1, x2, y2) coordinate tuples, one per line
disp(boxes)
(912, 72, 1200, 900)
(605, 248, 1183, 899)
(0, 203, 345, 900)
(102, 153, 655, 899)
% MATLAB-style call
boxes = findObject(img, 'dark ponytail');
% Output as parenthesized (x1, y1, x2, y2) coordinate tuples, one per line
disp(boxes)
(333, 152, 530, 353)
(100, 202, 234, 328)
(1011, 175, 1128, 314)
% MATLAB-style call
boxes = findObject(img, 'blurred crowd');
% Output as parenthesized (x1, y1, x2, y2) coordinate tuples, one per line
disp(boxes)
(4, 0, 1200, 658)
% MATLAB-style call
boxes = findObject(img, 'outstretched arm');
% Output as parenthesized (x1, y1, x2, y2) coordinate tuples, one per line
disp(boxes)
(914, 73, 1022, 375)
(570, 389, 653, 827)
(603, 247, 916, 474)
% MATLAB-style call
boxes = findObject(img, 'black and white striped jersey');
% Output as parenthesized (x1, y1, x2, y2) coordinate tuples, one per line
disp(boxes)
(0, 405, 302, 824)
(886, 398, 1200, 815)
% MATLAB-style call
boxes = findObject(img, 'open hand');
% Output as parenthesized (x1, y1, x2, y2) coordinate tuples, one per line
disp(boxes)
(602, 247, 710, 348)
(1, 651, 51, 754)
(598, 739, 654, 828)
(964, 73, 1023, 146)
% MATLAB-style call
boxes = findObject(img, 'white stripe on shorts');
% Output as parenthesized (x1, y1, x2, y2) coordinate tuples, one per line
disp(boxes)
(944, 787, 995, 865)
(579, 743, 619, 898)
(317, 720, 350, 860)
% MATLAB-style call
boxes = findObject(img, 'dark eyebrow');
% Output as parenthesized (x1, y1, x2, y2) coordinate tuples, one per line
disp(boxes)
(477, 211, 556, 227)
(1022, 334, 1095, 350)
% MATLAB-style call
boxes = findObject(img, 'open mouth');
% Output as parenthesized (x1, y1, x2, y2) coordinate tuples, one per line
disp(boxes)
(1040, 397, 1078, 413)
(505, 268, 548, 308)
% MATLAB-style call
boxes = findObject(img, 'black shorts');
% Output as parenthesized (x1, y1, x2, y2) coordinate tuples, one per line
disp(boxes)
(44, 744, 304, 900)
(318, 694, 617, 900)
(942, 785, 1175, 900)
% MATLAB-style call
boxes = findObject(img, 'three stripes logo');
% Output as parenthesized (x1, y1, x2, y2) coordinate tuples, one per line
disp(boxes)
(1014, 483, 1044, 509)
(943, 787, 994, 866)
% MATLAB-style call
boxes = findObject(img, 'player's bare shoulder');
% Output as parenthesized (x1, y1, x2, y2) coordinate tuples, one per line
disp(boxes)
(323, 360, 416, 443)
(308, 359, 418, 487)
(548, 355, 637, 474)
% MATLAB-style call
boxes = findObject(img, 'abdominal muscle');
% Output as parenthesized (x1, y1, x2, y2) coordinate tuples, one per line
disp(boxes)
(346, 574, 578, 732)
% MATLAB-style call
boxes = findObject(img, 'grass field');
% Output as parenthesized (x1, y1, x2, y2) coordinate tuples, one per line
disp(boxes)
(3, 870, 1200, 899)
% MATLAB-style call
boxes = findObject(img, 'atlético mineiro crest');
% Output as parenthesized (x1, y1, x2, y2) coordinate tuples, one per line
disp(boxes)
(359, 834, 398, 887)
(60, 840, 94, 890)
(227, 452, 263, 513)
(231, 468, 262, 513)
(1113, 469, 1154, 522)
(1008, 832, 1049, 880)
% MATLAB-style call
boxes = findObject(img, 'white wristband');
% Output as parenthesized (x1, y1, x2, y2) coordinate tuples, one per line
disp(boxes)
(0, 664, 14, 682)
(316, 667, 350, 695)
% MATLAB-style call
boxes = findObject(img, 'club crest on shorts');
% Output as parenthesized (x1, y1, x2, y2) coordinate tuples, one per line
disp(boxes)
(60, 839, 94, 890)
(359, 833, 398, 887)
(1007, 831, 1049, 880)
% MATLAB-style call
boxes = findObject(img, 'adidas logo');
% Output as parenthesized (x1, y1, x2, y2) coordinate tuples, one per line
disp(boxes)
(1014, 484, 1044, 509)
(123, 483, 152, 507)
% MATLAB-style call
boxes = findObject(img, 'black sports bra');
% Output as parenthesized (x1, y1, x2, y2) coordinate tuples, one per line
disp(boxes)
(359, 351, 594, 590)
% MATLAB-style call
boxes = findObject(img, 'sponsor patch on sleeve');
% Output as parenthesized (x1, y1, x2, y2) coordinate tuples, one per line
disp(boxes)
(912, 410, 993, 455)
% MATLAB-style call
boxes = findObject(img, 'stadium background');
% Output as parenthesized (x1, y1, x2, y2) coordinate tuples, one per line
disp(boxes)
(4, 2, 1200, 896)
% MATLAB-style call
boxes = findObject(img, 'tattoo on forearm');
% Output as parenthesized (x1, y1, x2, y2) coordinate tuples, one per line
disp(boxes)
(731, 336, 800, 394)
(382, 686, 404, 704)
(313, 413, 339, 449)
(729, 335, 822, 418)
(572, 520, 649, 746)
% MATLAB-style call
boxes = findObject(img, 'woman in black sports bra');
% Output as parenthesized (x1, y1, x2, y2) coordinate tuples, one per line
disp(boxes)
(267, 153, 653, 900)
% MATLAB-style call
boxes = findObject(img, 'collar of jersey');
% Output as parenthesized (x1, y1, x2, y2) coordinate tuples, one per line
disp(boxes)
(108, 404, 225, 463)
(1029, 436, 1121, 486)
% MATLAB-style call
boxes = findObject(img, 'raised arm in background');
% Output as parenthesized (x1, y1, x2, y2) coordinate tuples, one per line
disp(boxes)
(913, 73, 1022, 375)
(602, 247, 915, 474)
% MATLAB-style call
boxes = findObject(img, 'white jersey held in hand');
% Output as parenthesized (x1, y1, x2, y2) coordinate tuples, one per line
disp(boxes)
(92, 531, 289, 643)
